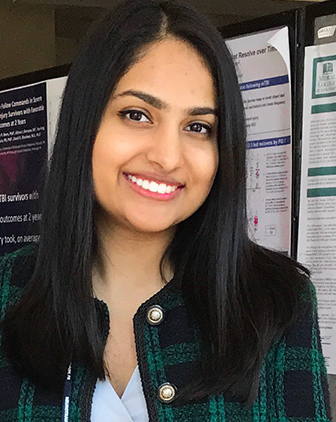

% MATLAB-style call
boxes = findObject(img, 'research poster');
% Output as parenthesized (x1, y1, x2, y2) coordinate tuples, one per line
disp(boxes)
(298, 42, 336, 374)
(0, 77, 67, 257)
(226, 28, 292, 254)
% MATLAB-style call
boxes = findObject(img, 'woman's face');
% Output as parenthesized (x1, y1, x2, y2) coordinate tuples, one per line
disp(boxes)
(92, 38, 219, 234)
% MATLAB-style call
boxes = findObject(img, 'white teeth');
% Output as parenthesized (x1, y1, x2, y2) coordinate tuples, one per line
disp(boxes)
(142, 180, 149, 189)
(149, 181, 159, 192)
(158, 183, 166, 194)
(127, 174, 179, 194)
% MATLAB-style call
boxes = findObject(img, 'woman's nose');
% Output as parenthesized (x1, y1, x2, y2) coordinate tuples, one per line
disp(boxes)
(145, 124, 184, 172)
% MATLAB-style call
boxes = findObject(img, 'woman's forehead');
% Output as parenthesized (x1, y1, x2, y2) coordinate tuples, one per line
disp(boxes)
(112, 38, 216, 110)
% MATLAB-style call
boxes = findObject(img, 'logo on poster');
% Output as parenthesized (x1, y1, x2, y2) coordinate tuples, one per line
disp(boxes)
(313, 57, 336, 98)
(316, 61, 336, 94)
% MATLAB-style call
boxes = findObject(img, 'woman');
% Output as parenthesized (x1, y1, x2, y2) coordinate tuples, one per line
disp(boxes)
(0, 0, 331, 421)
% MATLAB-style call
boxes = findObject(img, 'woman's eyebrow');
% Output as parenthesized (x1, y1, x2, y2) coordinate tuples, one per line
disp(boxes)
(114, 90, 167, 109)
(189, 107, 217, 116)
(114, 90, 217, 116)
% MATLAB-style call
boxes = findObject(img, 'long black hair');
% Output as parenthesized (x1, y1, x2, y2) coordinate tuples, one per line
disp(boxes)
(1, 0, 308, 404)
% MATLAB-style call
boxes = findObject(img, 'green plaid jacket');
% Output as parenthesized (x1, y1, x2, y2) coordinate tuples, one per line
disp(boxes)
(0, 246, 332, 421)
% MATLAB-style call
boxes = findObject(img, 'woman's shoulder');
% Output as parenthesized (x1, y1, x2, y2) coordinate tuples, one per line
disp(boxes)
(261, 261, 332, 419)
(0, 245, 37, 320)
(283, 274, 320, 344)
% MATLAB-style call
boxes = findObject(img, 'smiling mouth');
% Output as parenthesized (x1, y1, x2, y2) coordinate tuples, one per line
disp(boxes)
(124, 173, 184, 195)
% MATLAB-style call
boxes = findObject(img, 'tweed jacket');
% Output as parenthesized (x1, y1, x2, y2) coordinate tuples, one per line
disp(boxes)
(0, 246, 332, 422)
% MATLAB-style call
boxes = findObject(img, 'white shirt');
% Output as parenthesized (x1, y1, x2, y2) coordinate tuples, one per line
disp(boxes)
(91, 366, 149, 422)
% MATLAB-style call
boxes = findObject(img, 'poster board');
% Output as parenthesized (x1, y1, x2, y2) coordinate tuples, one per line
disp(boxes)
(297, 2, 336, 413)
(305, 1, 336, 46)
(221, 10, 303, 255)
(0, 66, 68, 256)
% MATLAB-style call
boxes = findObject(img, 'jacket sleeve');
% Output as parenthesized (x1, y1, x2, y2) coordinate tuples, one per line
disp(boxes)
(280, 280, 332, 421)
(0, 252, 12, 322)
(0, 246, 36, 322)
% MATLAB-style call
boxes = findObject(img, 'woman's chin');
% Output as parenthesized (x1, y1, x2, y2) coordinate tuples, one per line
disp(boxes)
(123, 215, 178, 235)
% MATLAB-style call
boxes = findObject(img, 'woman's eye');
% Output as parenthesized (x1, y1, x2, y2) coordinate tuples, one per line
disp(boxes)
(186, 122, 212, 136)
(119, 110, 150, 123)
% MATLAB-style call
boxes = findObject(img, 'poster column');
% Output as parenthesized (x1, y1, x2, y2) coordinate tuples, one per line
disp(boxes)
(226, 28, 292, 253)
(0, 76, 67, 257)
(0, 83, 47, 256)
(46, 77, 67, 158)
(298, 42, 336, 374)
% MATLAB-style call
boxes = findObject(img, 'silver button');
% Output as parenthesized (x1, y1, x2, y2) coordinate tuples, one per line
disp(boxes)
(157, 382, 176, 403)
(146, 305, 164, 325)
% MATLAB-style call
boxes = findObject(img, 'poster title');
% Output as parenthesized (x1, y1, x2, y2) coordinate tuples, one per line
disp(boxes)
(232, 45, 276, 60)
(0, 96, 44, 129)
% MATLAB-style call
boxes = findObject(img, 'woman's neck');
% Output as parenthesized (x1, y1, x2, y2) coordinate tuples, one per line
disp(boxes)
(92, 216, 175, 304)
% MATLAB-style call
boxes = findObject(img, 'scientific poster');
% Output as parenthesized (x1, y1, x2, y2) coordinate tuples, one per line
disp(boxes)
(0, 77, 67, 257)
(226, 28, 292, 253)
(298, 42, 336, 374)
